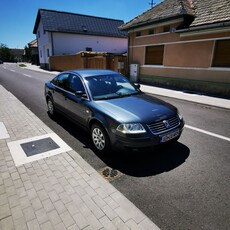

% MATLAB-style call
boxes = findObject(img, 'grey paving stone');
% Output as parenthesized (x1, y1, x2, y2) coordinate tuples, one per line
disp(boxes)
(99, 215, 117, 230)
(101, 204, 118, 221)
(13, 216, 28, 230)
(60, 211, 75, 228)
(31, 197, 43, 211)
(0, 193, 7, 205)
(48, 190, 59, 203)
(53, 200, 67, 215)
(85, 213, 103, 230)
(67, 224, 80, 230)
(8, 194, 19, 208)
(23, 206, 36, 222)
(54, 222, 66, 230)
(27, 218, 40, 230)
(0, 203, 11, 220)
(0, 215, 14, 230)
(73, 212, 89, 229)
(40, 221, 54, 230)
(19, 196, 31, 210)
(35, 208, 49, 225)
(42, 199, 55, 213)
(37, 189, 49, 201)
(47, 209, 62, 225)
(11, 205, 24, 220)
(112, 217, 130, 230)
(65, 202, 79, 216)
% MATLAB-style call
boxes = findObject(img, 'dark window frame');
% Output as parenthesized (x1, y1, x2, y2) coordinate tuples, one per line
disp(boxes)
(163, 26, 170, 33)
(149, 29, 154, 35)
(136, 31, 141, 37)
(145, 45, 164, 65)
(212, 39, 230, 68)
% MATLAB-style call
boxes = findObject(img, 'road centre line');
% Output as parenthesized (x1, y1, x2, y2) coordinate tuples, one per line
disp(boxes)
(185, 124, 230, 142)
(23, 74, 32, 78)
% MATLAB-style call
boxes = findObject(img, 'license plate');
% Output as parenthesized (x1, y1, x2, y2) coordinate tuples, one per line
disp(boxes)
(160, 130, 180, 143)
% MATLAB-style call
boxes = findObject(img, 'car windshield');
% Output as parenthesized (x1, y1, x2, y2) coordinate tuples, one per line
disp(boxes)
(85, 74, 139, 100)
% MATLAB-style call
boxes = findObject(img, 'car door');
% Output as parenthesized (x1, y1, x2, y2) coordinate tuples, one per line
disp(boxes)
(65, 74, 90, 127)
(51, 73, 70, 112)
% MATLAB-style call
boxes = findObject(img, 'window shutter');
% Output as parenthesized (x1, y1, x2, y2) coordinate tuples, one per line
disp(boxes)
(213, 39, 230, 67)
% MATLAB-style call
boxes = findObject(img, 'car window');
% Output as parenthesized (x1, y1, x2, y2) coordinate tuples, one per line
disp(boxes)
(68, 74, 85, 93)
(85, 74, 139, 100)
(52, 73, 69, 89)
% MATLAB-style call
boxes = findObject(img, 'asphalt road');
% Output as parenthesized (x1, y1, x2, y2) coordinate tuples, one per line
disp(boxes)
(1, 63, 230, 230)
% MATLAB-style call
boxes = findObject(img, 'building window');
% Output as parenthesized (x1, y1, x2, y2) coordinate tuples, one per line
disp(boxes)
(212, 39, 230, 67)
(149, 29, 154, 35)
(38, 31, 40, 38)
(163, 26, 170, 32)
(136, 31, 141, 37)
(40, 50, 42, 58)
(47, 49, 50, 57)
(145, 45, 164, 65)
(85, 47, 92, 52)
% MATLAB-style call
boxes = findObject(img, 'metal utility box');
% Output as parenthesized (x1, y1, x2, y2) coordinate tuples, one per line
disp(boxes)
(130, 64, 139, 82)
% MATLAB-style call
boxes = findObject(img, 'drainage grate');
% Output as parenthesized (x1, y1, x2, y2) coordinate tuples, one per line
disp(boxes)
(98, 166, 123, 182)
(20, 137, 60, 157)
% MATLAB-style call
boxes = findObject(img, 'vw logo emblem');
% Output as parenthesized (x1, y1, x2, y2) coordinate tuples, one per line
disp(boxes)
(163, 120, 170, 128)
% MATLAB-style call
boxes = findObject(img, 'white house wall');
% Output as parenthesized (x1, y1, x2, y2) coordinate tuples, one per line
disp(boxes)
(37, 22, 52, 65)
(52, 32, 127, 55)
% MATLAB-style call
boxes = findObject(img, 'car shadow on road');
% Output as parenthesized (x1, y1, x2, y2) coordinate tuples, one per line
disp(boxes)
(99, 143, 190, 177)
(48, 112, 190, 177)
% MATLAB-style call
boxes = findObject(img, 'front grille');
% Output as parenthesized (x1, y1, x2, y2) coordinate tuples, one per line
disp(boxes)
(147, 115, 180, 135)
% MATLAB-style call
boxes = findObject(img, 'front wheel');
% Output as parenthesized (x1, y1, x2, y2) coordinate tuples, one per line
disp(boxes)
(91, 123, 111, 154)
(47, 97, 55, 116)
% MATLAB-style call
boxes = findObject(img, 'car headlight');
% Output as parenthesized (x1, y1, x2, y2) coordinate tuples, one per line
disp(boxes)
(116, 123, 146, 134)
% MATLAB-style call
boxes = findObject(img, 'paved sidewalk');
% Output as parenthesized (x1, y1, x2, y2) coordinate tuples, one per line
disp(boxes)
(22, 63, 230, 110)
(0, 85, 160, 229)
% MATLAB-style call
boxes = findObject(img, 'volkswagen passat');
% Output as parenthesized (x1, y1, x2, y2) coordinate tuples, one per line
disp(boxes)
(45, 69, 184, 153)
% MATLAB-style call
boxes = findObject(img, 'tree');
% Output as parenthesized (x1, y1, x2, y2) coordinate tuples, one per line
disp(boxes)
(24, 45, 32, 62)
(0, 44, 13, 61)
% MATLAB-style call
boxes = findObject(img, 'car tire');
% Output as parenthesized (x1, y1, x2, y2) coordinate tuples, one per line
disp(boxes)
(91, 123, 111, 154)
(47, 97, 55, 116)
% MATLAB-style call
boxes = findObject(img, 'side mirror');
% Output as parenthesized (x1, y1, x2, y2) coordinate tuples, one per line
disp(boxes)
(134, 83, 140, 89)
(75, 91, 87, 99)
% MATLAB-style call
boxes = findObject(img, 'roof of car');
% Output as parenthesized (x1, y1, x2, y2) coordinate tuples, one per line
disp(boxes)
(64, 69, 118, 78)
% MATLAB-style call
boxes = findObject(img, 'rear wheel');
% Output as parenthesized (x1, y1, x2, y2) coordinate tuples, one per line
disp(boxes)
(47, 97, 55, 116)
(91, 123, 111, 153)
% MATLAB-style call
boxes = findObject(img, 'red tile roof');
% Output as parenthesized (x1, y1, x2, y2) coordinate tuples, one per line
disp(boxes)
(120, 0, 230, 31)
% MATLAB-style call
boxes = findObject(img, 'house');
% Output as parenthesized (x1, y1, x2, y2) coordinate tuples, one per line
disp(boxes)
(120, 0, 230, 97)
(33, 9, 127, 69)
(28, 39, 39, 65)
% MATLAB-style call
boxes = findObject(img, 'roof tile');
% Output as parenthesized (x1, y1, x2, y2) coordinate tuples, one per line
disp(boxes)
(34, 9, 127, 38)
(120, 0, 230, 30)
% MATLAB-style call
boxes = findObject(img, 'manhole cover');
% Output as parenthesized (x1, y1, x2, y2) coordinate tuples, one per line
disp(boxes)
(20, 137, 60, 157)
(98, 166, 123, 182)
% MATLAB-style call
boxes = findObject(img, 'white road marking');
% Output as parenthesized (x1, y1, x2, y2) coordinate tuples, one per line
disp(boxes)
(185, 125, 230, 142)
(23, 74, 32, 78)
(10, 69, 15, 72)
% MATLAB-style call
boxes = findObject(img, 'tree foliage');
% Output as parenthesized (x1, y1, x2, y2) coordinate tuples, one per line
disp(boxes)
(0, 43, 13, 61)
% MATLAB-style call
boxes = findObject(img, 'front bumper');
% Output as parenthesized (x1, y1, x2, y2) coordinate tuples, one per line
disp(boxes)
(110, 124, 184, 150)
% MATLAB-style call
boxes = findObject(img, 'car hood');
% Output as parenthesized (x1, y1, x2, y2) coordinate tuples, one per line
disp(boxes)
(95, 93, 177, 123)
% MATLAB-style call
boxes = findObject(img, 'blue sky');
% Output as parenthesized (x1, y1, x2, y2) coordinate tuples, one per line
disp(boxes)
(0, 0, 162, 49)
